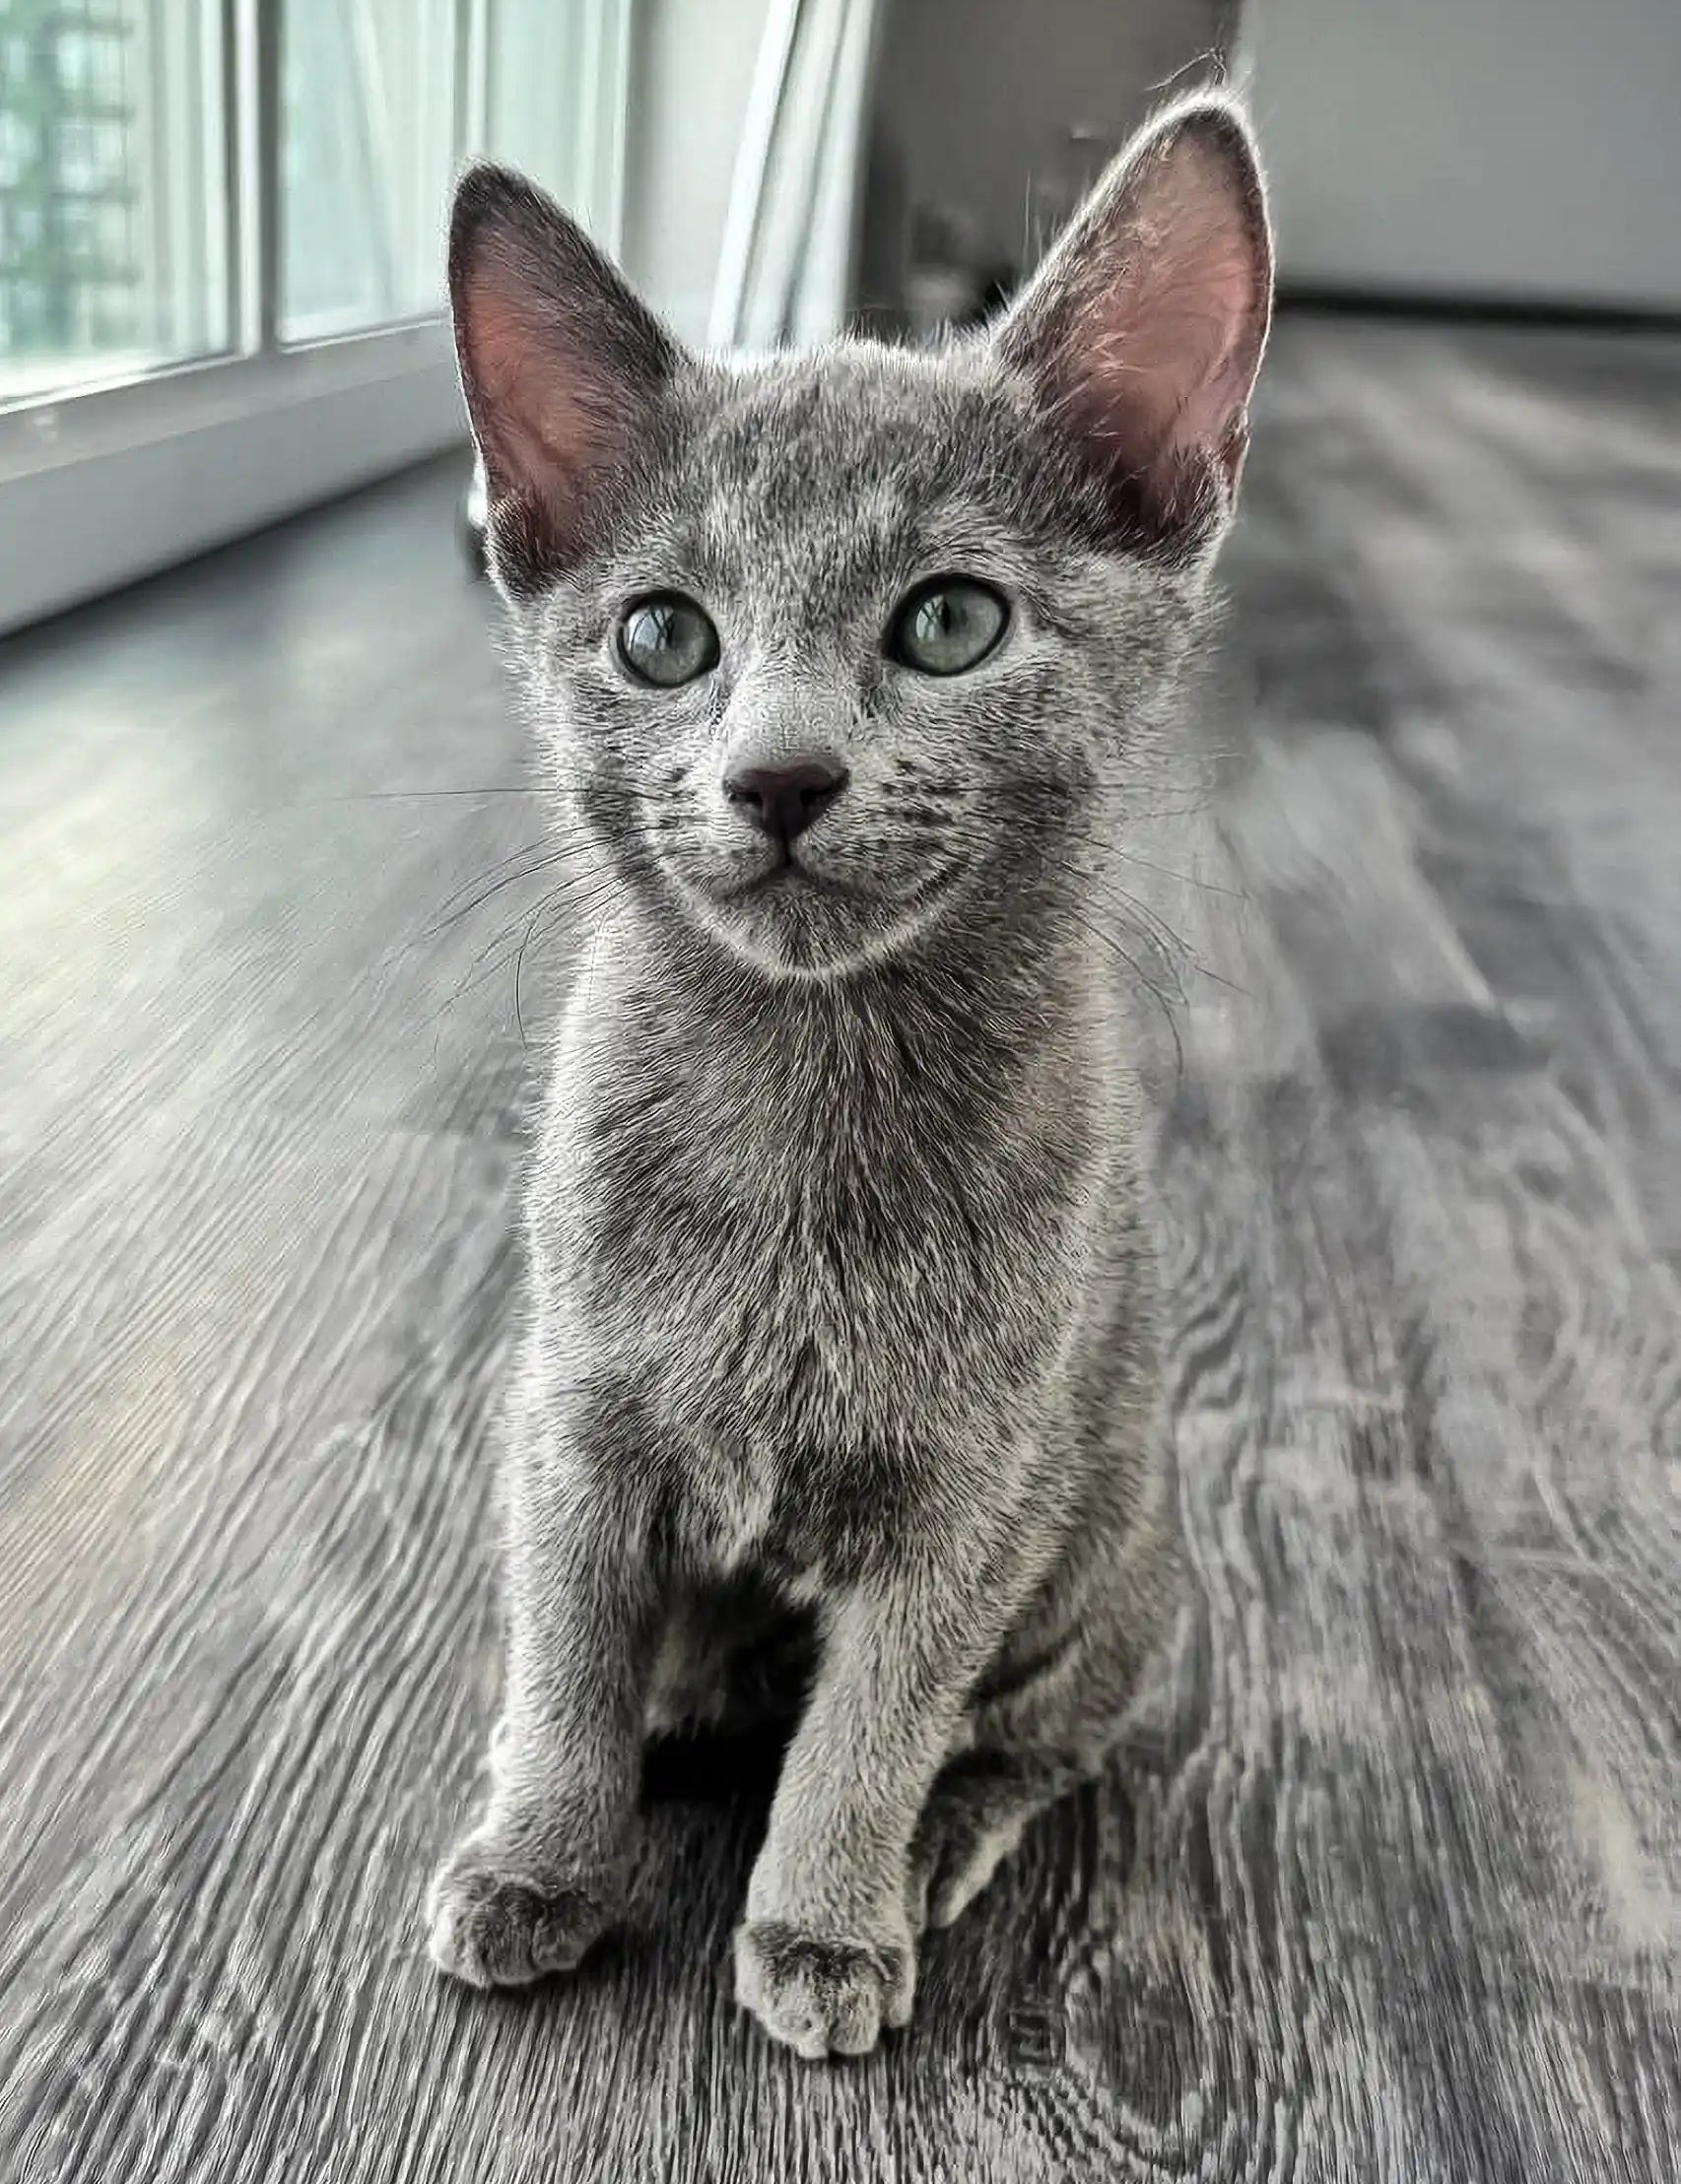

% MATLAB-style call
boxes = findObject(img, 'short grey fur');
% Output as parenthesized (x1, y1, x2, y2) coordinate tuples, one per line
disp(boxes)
(426, 93, 1273, 2059)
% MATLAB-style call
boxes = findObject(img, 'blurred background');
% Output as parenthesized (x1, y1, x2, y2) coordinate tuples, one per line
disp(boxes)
(3, 9, 1680, 2182)
(3, 0, 1678, 627)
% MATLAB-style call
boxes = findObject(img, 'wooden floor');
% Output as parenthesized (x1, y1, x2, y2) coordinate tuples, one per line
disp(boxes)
(2, 317, 1679, 2183)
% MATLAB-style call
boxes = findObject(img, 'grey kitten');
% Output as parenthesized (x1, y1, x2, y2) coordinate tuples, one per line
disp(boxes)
(425, 93, 1272, 2061)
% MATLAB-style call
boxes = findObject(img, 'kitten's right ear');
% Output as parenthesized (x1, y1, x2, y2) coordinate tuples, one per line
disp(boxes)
(994, 96, 1272, 561)
(449, 165, 679, 595)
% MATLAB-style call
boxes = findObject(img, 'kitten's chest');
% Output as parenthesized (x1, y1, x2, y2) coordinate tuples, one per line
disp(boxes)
(597, 1131, 1037, 1584)
(589, 1094, 1016, 1434)
(544, 1013, 1092, 1462)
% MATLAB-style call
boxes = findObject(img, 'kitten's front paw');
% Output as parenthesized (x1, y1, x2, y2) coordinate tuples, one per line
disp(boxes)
(734, 1918, 915, 2059)
(425, 1834, 618, 1989)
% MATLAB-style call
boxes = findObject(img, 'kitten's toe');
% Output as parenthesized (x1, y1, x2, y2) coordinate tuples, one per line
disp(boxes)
(425, 1837, 616, 1988)
(734, 1919, 914, 2059)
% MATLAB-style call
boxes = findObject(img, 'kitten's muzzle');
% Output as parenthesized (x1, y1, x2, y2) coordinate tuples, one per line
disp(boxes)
(724, 757, 849, 849)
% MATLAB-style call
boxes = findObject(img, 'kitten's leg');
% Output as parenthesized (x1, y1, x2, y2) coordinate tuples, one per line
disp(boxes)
(426, 1387, 660, 1989)
(733, 1542, 1026, 2059)
(905, 1746, 1082, 1933)
(908, 1489, 1181, 1932)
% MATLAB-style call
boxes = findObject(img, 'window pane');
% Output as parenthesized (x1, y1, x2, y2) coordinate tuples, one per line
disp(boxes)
(279, 0, 456, 341)
(0, 0, 230, 408)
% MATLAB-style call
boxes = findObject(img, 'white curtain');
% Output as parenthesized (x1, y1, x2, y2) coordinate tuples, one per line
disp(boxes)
(707, 0, 884, 352)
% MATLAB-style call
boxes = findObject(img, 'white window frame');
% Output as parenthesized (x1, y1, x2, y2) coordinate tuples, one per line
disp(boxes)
(0, 0, 632, 637)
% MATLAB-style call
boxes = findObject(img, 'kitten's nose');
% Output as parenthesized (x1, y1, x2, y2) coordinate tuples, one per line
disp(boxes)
(724, 756, 848, 846)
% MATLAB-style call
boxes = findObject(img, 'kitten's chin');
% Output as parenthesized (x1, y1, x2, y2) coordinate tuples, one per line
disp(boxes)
(667, 863, 952, 981)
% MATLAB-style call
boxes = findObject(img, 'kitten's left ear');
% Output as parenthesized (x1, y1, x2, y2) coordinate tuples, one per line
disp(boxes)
(995, 95, 1272, 558)
(449, 165, 680, 596)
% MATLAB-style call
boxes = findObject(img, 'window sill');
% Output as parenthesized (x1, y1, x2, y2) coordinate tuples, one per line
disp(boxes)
(0, 324, 467, 636)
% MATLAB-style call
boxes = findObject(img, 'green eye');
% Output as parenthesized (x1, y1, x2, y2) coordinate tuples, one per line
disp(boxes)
(890, 577, 1008, 676)
(617, 594, 720, 688)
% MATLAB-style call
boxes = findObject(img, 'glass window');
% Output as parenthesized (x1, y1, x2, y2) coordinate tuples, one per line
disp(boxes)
(278, 0, 458, 342)
(0, 0, 230, 408)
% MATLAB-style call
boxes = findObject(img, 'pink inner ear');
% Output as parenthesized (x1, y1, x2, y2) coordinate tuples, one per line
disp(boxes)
(464, 286, 584, 496)
(464, 269, 616, 503)
(1001, 111, 1272, 533)
(1078, 134, 1269, 466)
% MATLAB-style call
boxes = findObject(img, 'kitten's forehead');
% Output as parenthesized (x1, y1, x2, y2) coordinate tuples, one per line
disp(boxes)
(667, 344, 1031, 601)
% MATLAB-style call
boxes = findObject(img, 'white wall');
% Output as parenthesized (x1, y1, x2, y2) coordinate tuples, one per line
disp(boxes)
(1242, 0, 1681, 311)
(872, 0, 1230, 275)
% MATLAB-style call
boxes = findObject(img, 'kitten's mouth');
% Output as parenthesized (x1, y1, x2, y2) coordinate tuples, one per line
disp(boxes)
(740, 860, 806, 895)
(671, 846, 960, 977)
(721, 858, 959, 934)
(729, 856, 852, 903)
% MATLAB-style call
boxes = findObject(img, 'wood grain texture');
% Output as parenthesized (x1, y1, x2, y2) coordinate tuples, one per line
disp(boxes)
(3, 318, 1679, 2182)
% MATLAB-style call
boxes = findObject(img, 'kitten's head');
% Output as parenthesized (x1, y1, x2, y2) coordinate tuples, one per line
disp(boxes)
(450, 97, 1271, 980)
